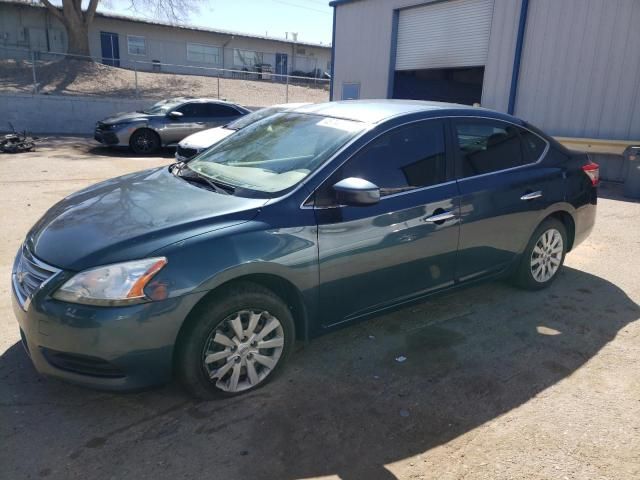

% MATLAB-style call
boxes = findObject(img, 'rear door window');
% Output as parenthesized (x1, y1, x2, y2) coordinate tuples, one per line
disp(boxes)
(454, 119, 529, 178)
(205, 104, 241, 117)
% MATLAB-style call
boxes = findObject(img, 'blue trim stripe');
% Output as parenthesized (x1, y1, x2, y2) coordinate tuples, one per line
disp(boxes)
(330, 6, 337, 101)
(387, 9, 400, 98)
(508, 0, 530, 115)
(328, 0, 360, 6)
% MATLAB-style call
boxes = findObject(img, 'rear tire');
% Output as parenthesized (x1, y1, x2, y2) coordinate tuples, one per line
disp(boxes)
(513, 218, 567, 290)
(129, 128, 160, 155)
(176, 282, 295, 400)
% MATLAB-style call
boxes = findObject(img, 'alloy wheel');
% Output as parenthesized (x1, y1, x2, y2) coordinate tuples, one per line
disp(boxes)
(201, 309, 285, 393)
(530, 228, 563, 283)
(135, 131, 155, 153)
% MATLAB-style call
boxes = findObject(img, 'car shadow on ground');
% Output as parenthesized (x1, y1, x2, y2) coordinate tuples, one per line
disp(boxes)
(1, 267, 638, 479)
(85, 145, 177, 159)
(0, 137, 175, 162)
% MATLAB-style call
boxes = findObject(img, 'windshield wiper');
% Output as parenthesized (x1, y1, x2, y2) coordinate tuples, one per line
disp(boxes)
(172, 163, 234, 195)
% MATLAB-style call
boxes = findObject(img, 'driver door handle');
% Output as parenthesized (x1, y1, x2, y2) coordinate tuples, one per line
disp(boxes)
(520, 191, 543, 201)
(424, 211, 456, 223)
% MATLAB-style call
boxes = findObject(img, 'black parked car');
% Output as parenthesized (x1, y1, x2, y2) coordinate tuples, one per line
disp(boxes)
(12, 100, 598, 398)
(94, 97, 250, 154)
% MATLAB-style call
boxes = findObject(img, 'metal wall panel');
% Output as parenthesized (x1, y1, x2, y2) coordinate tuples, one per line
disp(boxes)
(332, 0, 518, 102)
(395, 0, 494, 70)
(515, 0, 640, 139)
(481, 0, 522, 112)
(333, 0, 640, 140)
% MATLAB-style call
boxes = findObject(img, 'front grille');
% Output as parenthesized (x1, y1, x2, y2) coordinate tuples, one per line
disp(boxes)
(40, 348, 125, 378)
(12, 245, 60, 310)
(176, 145, 199, 160)
(94, 123, 119, 145)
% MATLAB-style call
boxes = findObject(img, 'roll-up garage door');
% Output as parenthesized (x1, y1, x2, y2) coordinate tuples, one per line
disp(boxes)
(395, 0, 494, 71)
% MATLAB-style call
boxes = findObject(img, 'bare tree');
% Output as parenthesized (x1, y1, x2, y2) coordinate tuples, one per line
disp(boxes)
(39, 0, 198, 58)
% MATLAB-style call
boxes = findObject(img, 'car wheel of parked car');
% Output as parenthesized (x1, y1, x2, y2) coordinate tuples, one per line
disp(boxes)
(176, 282, 295, 399)
(514, 218, 567, 290)
(130, 129, 160, 154)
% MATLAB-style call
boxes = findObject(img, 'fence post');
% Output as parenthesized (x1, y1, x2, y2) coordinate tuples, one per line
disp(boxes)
(134, 63, 139, 98)
(31, 51, 38, 94)
(285, 73, 289, 103)
(217, 75, 220, 99)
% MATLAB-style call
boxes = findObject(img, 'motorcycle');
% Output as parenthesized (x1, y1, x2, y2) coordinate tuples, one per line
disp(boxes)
(1, 123, 38, 153)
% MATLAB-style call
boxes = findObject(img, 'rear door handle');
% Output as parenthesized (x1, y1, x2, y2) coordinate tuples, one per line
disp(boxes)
(424, 211, 456, 223)
(520, 191, 543, 201)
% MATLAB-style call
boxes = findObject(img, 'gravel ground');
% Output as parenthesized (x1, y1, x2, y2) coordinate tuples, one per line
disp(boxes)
(0, 138, 639, 480)
(0, 59, 330, 106)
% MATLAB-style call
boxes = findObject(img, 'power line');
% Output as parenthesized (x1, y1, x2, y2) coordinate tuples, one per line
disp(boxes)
(270, 0, 332, 15)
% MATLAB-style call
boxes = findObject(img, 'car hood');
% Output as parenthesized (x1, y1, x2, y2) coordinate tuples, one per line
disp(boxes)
(27, 167, 269, 271)
(179, 127, 234, 150)
(100, 112, 155, 125)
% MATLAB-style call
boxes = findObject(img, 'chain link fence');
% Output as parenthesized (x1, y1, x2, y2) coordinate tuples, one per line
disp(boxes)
(0, 46, 330, 107)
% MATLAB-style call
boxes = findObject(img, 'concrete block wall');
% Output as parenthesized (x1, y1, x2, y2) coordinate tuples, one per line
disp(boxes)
(0, 93, 156, 134)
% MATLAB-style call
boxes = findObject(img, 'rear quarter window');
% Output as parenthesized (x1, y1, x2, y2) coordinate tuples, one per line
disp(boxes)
(206, 104, 241, 117)
(520, 129, 548, 163)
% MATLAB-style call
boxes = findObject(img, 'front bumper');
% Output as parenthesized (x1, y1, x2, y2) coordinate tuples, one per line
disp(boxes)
(94, 129, 120, 145)
(12, 273, 207, 391)
(94, 125, 135, 148)
(175, 144, 202, 162)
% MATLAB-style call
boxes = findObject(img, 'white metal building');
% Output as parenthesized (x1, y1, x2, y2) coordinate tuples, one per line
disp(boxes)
(330, 0, 640, 142)
(0, 0, 332, 77)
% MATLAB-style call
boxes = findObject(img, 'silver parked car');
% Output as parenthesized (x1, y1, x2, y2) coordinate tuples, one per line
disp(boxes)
(94, 98, 251, 154)
(175, 103, 311, 162)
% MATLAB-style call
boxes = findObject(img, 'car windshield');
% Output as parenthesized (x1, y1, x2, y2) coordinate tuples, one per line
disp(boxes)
(143, 99, 184, 115)
(226, 106, 284, 131)
(188, 113, 366, 194)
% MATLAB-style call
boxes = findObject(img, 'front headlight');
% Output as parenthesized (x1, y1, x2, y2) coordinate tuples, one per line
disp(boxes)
(53, 257, 168, 306)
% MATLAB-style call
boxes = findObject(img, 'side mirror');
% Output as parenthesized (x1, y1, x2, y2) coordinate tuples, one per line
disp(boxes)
(168, 111, 184, 119)
(333, 177, 380, 206)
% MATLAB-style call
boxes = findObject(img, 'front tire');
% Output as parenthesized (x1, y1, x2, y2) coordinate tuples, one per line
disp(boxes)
(176, 282, 295, 400)
(513, 218, 567, 290)
(129, 128, 160, 155)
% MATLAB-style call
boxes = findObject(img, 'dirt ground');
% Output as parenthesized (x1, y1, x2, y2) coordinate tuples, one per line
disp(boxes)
(0, 137, 639, 480)
(0, 59, 330, 107)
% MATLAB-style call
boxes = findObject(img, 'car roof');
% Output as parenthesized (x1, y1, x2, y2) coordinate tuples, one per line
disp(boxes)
(270, 102, 312, 110)
(291, 99, 520, 125)
(179, 98, 245, 107)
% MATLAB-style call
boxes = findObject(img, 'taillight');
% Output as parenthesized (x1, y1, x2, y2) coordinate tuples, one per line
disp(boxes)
(582, 161, 600, 186)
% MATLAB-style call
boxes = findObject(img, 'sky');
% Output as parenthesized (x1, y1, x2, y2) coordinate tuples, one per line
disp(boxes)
(97, 0, 334, 45)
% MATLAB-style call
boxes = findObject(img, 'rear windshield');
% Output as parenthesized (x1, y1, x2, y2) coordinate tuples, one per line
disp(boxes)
(143, 100, 183, 115)
(188, 113, 366, 194)
(227, 106, 283, 130)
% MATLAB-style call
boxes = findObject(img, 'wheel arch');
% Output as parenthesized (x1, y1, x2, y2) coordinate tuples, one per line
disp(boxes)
(173, 272, 310, 366)
(129, 127, 161, 150)
(543, 210, 576, 252)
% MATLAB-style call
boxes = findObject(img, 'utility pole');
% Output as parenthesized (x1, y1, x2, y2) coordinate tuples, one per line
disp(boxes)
(290, 32, 298, 74)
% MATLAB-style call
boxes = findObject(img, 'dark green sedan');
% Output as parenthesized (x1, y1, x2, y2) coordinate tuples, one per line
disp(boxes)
(13, 100, 598, 398)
